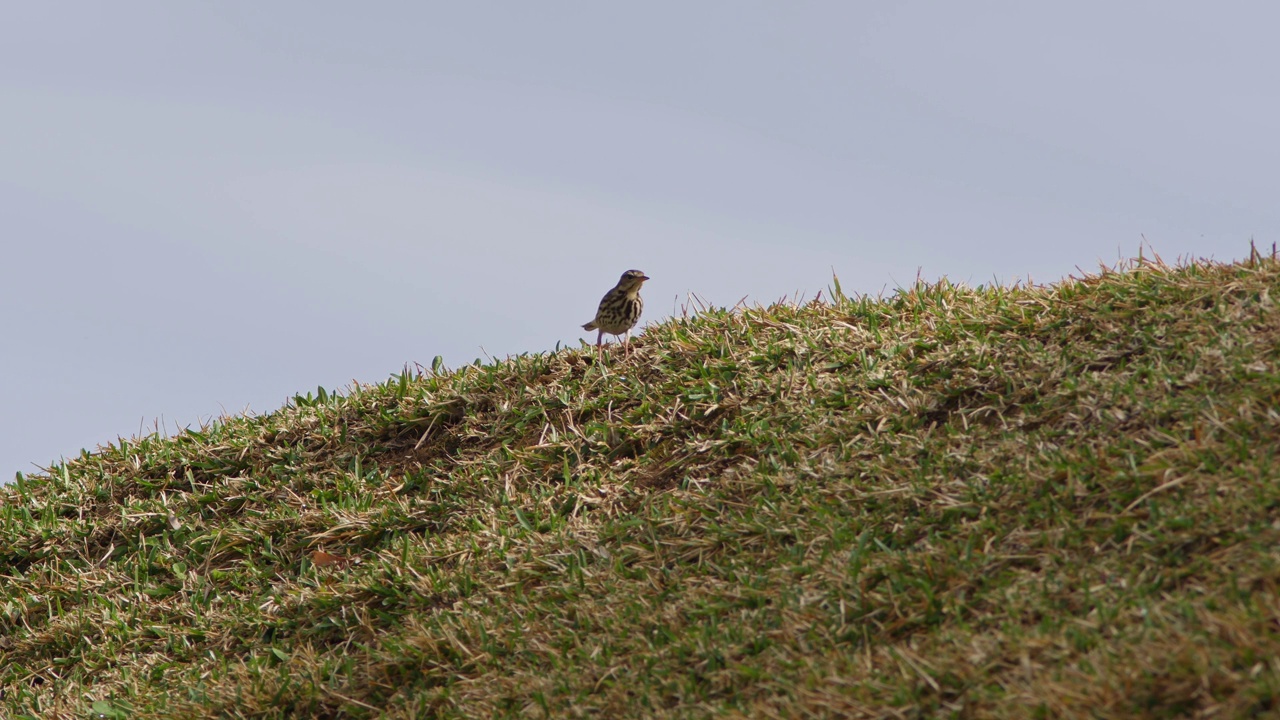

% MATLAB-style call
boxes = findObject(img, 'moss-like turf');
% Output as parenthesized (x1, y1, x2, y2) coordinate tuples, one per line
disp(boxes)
(3, 255, 1280, 718)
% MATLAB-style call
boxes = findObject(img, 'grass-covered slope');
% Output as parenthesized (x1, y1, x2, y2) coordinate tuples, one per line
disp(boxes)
(3, 257, 1280, 719)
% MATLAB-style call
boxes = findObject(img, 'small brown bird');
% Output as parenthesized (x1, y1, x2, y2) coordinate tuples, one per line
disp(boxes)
(582, 269, 650, 355)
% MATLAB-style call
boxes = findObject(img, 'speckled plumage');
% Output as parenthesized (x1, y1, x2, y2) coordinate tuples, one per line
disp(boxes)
(583, 269, 649, 353)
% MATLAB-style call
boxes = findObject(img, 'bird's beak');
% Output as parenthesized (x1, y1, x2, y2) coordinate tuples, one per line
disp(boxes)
(642, 275, 651, 281)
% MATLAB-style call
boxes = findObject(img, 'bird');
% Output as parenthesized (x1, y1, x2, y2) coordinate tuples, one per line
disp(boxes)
(582, 269, 650, 356)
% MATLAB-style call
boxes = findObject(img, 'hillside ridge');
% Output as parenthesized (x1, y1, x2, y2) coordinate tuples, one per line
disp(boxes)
(3, 256, 1279, 718)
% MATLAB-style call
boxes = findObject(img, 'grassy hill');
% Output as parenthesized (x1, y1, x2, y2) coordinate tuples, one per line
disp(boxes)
(3, 255, 1279, 719)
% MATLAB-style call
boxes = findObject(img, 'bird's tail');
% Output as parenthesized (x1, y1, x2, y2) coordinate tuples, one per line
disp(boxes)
(582, 321, 597, 331)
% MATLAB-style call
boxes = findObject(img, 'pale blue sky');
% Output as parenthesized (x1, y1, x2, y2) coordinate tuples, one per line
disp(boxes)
(2, 2, 1277, 479)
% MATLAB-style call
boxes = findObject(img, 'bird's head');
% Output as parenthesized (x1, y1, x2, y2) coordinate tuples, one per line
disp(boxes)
(617, 269, 650, 291)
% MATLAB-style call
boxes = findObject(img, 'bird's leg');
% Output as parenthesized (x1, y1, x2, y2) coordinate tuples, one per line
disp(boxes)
(596, 330, 605, 361)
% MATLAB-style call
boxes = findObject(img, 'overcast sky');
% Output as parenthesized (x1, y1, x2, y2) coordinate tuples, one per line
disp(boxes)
(2, 2, 1277, 480)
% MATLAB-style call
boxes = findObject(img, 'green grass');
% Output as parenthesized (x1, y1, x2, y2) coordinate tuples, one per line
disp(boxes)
(3, 255, 1280, 718)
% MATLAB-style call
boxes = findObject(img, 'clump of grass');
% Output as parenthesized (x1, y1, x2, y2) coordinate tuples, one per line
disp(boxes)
(3, 254, 1280, 719)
